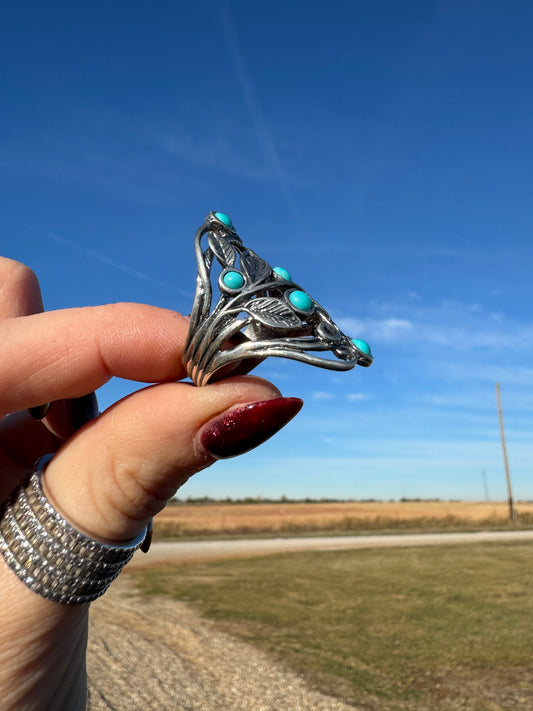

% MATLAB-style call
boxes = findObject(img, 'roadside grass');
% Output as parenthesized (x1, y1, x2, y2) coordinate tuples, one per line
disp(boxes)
(134, 542, 533, 710)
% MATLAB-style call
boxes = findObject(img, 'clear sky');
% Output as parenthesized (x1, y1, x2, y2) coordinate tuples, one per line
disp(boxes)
(2, 1, 533, 501)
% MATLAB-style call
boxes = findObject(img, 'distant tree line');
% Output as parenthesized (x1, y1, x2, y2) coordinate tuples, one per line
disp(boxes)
(168, 496, 446, 506)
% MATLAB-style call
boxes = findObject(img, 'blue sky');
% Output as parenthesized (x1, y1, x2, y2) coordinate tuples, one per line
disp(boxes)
(2, 1, 533, 501)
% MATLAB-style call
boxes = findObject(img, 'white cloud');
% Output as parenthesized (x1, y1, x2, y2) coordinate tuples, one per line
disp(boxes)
(338, 316, 414, 342)
(186, 439, 533, 500)
(437, 362, 533, 387)
(338, 300, 533, 353)
(346, 393, 369, 402)
(311, 391, 335, 401)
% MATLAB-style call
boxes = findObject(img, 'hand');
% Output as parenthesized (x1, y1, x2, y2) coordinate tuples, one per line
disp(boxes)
(0, 257, 301, 709)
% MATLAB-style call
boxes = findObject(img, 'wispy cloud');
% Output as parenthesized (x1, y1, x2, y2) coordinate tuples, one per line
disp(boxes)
(312, 391, 335, 401)
(185, 439, 533, 499)
(50, 234, 193, 298)
(310, 391, 369, 403)
(218, 0, 303, 231)
(338, 316, 413, 342)
(346, 393, 369, 402)
(437, 362, 533, 387)
(338, 300, 533, 352)
(159, 131, 272, 183)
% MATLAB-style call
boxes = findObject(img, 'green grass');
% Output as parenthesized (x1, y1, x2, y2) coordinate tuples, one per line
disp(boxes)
(134, 543, 533, 710)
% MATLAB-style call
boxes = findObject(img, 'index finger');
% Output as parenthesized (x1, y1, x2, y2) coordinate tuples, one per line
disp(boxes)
(0, 303, 188, 415)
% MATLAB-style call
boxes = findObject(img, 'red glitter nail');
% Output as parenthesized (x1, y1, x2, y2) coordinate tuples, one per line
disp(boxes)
(200, 397, 303, 460)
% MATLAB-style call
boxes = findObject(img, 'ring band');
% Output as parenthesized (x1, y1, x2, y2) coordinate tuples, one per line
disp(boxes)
(0, 456, 149, 605)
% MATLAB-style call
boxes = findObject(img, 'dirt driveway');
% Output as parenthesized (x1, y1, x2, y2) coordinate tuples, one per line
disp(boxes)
(87, 575, 355, 711)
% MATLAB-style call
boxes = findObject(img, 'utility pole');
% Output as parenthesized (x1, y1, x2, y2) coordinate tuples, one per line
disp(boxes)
(481, 469, 490, 502)
(495, 383, 516, 522)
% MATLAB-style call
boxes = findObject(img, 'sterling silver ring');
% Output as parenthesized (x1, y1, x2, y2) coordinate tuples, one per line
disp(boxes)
(183, 212, 372, 386)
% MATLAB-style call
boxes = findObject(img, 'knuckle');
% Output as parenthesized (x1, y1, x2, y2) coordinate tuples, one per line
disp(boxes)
(0, 257, 38, 289)
(0, 257, 43, 317)
(0, 257, 39, 292)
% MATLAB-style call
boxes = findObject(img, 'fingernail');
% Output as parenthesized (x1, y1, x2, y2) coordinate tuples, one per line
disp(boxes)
(43, 393, 99, 439)
(200, 397, 303, 460)
(68, 393, 99, 431)
(29, 403, 51, 420)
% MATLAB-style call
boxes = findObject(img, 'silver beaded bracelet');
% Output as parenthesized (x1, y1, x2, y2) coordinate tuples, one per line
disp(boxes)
(0, 455, 150, 605)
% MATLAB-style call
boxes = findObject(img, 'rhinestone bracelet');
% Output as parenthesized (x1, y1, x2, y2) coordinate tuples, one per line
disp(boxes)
(0, 456, 149, 605)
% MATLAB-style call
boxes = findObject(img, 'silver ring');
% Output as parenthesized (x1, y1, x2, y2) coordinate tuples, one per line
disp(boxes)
(0, 455, 150, 605)
(183, 212, 372, 386)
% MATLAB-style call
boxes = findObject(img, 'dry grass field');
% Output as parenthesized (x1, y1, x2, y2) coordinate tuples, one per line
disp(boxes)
(153, 500, 533, 539)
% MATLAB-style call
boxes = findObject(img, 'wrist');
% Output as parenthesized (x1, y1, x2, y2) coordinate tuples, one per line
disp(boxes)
(0, 556, 89, 710)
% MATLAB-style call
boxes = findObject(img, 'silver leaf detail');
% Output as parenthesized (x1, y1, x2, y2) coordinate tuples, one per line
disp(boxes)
(246, 298, 302, 330)
(207, 232, 236, 267)
(240, 249, 272, 283)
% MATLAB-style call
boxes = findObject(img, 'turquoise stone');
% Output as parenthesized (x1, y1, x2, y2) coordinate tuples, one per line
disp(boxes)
(223, 270, 244, 290)
(289, 290, 313, 312)
(273, 266, 291, 281)
(214, 212, 233, 228)
(352, 338, 372, 355)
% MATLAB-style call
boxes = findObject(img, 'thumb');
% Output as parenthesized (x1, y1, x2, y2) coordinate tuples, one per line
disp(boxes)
(41, 377, 302, 543)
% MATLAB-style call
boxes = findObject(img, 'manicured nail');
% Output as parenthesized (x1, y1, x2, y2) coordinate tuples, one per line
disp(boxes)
(200, 397, 303, 459)
(29, 403, 51, 420)
(68, 393, 99, 431)
(29, 394, 98, 432)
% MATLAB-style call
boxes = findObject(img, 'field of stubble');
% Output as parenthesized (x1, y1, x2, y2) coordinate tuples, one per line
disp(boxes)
(152, 499, 533, 538)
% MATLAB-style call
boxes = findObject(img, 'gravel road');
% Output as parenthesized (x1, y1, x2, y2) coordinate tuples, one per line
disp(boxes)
(128, 529, 533, 569)
(87, 530, 533, 710)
